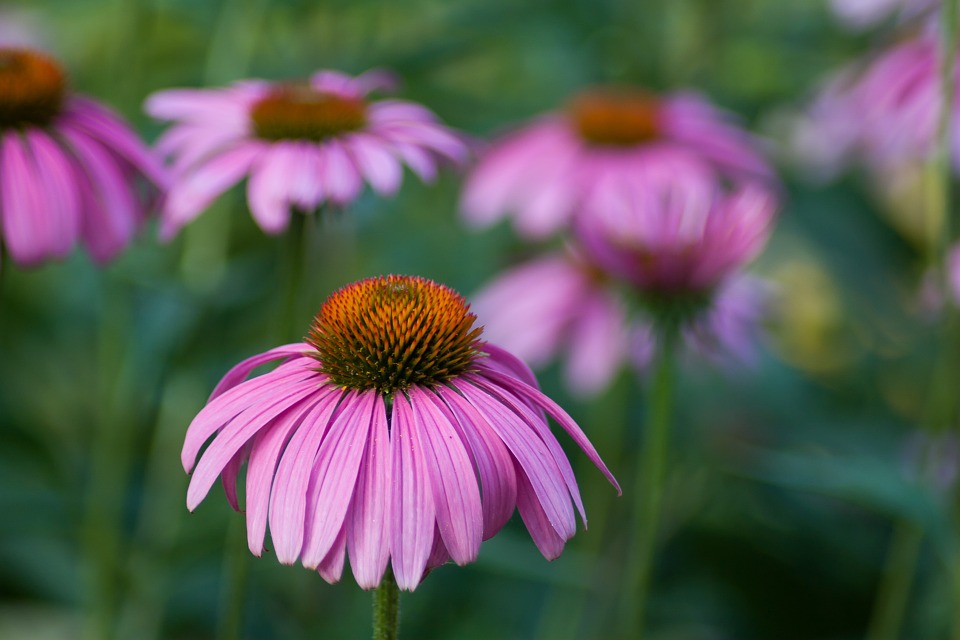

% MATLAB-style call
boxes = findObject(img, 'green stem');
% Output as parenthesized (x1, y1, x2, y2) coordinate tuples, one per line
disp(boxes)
(866, 520, 925, 640)
(373, 570, 400, 640)
(216, 518, 250, 640)
(619, 326, 678, 638)
(278, 212, 308, 343)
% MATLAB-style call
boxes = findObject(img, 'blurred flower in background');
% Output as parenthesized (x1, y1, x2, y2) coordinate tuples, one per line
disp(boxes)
(0, 47, 166, 268)
(181, 275, 619, 592)
(829, 0, 937, 30)
(461, 87, 775, 239)
(147, 70, 467, 240)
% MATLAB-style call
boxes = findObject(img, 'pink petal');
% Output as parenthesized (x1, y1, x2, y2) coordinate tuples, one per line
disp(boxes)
(447, 382, 574, 541)
(317, 525, 348, 585)
(563, 293, 626, 397)
(390, 394, 436, 591)
(246, 143, 298, 234)
(244, 395, 321, 556)
(24, 129, 81, 258)
(181, 359, 315, 472)
(346, 133, 402, 196)
(474, 368, 621, 495)
(408, 387, 483, 565)
(186, 378, 324, 511)
(161, 142, 263, 240)
(347, 394, 392, 590)
(58, 125, 140, 263)
(210, 343, 312, 399)
(1, 133, 56, 265)
(515, 461, 566, 560)
(301, 391, 375, 568)
(318, 141, 362, 204)
(431, 386, 517, 540)
(267, 388, 343, 564)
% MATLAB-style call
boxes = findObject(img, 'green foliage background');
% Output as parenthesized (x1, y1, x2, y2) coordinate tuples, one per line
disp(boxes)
(0, 0, 952, 639)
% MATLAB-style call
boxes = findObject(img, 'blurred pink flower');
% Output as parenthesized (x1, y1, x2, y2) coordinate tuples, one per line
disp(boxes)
(794, 33, 955, 178)
(472, 250, 774, 397)
(182, 275, 619, 591)
(575, 152, 777, 296)
(461, 87, 774, 239)
(828, 0, 936, 30)
(147, 70, 467, 240)
(0, 48, 166, 267)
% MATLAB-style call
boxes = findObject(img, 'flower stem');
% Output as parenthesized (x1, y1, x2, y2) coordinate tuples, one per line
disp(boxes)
(619, 325, 678, 638)
(866, 520, 924, 640)
(373, 569, 400, 640)
(216, 517, 250, 640)
(278, 212, 308, 343)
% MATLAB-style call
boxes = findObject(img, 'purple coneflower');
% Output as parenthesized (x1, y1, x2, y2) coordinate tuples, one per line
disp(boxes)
(794, 33, 954, 178)
(0, 48, 166, 267)
(461, 87, 774, 239)
(147, 70, 467, 240)
(473, 250, 772, 397)
(182, 275, 619, 591)
(574, 153, 776, 302)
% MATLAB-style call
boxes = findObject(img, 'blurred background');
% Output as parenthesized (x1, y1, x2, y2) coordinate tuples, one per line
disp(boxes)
(0, 0, 955, 638)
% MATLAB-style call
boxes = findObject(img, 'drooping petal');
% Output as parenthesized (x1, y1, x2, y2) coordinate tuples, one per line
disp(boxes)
(23, 130, 80, 258)
(210, 344, 312, 399)
(187, 378, 324, 510)
(182, 359, 316, 472)
(268, 387, 343, 564)
(431, 386, 517, 540)
(317, 525, 348, 585)
(474, 368, 621, 495)
(347, 394, 392, 589)
(346, 133, 402, 196)
(318, 141, 362, 204)
(447, 382, 575, 542)
(390, 394, 436, 591)
(515, 460, 567, 560)
(244, 394, 321, 556)
(301, 391, 375, 568)
(408, 387, 483, 565)
(1, 132, 56, 265)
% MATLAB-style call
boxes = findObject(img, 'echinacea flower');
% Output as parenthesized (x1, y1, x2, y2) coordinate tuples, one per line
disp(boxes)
(182, 275, 619, 591)
(147, 70, 467, 240)
(575, 151, 776, 303)
(0, 48, 166, 267)
(473, 250, 773, 397)
(793, 33, 954, 179)
(461, 87, 775, 239)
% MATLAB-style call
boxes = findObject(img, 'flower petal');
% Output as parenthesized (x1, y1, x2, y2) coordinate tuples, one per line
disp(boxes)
(210, 344, 312, 399)
(408, 387, 482, 565)
(301, 391, 375, 568)
(390, 394, 436, 591)
(347, 394, 392, 590)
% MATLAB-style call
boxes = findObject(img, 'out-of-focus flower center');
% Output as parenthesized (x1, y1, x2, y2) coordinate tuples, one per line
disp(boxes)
(568, 89, 661, 146)
(307, 275, 483, 394)
(0, 48, 66, 129)
(250, 85, 367, 142)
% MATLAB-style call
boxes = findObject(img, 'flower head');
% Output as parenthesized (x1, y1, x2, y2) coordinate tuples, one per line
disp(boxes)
(473, 250, 774, 397)
(574, 152, 776, 305)
(182, 275, 619, 591)
(793, 33, 955, 179)
(147, 70, 467, 240)
(0, 48, 166, 267)
(461, 87, 774, 239)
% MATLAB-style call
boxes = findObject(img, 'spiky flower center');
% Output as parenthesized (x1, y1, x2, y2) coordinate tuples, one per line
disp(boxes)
(307, 275, 484, 394)
(0, 48, 66, 129)
(569, 89, 661, 146)
(250, 84, 367, 142)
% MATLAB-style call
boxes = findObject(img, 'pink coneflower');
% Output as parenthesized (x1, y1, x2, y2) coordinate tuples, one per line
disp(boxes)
(574, 152, 777, 300)
(473, 251, 773, 397)
(182, 275, 619, 591)
(471, 251, 632, 397)
(461, 87, 774, 239)
(147, 70, 467, 240)
(0, 48, 166, 267)
(794, 33, 955, 178)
